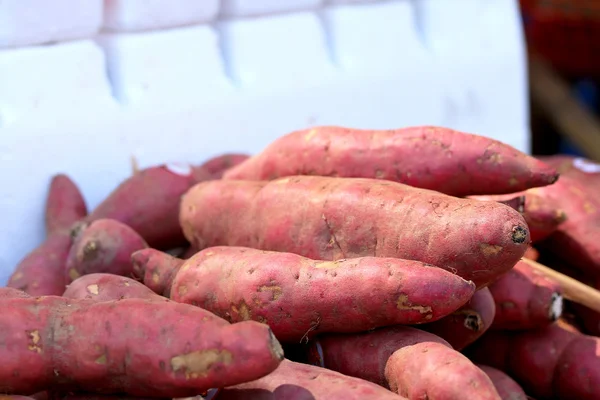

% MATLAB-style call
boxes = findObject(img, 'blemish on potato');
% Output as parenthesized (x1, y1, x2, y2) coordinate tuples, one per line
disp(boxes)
(95, 354, 107, 364)
(314, 261, 342, 270)
(27, 330, 42, 353)
(68, 268, 80, 281)
(480, 244, 503, 257)
(259, 285, 283, 301)
(171, 349, 233, 378)
(86, 284, 99, 295)
(583, 202, 597, 214)
(178, 285, 188, 297)
(82, 241, 99, 260)
(508, 177, 519, 186)
(396, 294, 432, 315)
(304, 129, 318, 142)
(10, 272, 23, 281)
(152, 272, 160, 284)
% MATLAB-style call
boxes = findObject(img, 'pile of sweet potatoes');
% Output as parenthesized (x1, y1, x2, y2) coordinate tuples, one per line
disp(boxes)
(3, 126, 600, 400)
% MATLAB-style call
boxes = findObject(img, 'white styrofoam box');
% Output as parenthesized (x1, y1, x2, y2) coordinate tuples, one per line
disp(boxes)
(97, 25, 234, 107)
(0, 0, 103, 48)
(220, 0, 323, 18)
(0, 40, 118, 127)
(0, 0, 528, 284)
(103, 0, 220, 32)
(415, 0, 529, 151)
(218, 11, 337, 89)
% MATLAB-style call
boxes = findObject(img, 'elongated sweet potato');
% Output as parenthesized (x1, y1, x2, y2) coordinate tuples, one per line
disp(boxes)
(223, 126, 558, 197)
(469, 192, 568, 243)
(0, 293, 283, 397)
(538, 155, 600, 197)
(180, 176, 530, 288)
(215, 359, 405, 400)
(87, 163, 212, 250)
(419, 287, 496, 351)
(63, 273, 159, 301)
(489, 260, 563, 330)
(130, 249, 183, 295)
(477, 365, 527, 400)
(199, 153, 251, 179)
(308, 326, 500, 399)
(467, 320, 600, 400)
(133, 246, 475, 342)
(7, 174, 88, 296)
(65, 219, 148, 283)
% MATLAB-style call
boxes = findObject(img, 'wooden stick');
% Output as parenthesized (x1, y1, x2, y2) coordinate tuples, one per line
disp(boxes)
(521, 257, 600, 313)
(529, 57, 600, 162)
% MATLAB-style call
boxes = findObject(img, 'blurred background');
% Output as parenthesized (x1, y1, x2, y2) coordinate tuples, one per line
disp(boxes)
(0, 0, 599, 282)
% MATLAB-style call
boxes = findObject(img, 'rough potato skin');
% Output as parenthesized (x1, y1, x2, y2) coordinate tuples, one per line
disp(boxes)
(215, 359, 406, 400)
(87, 164, 212, 250)
(45, 174, 88, 236)
(63, 273, 160, 301)
(65, 219, 148, 283)
(0, 295, 283, 397)
(470, 192, 567, 243)
(7, 175, 88, 296)
(489, 260, 563, 330)
(131, 249, 183, 296)
(199, 153, 251, 179)
(139, 246, 475, 342)
(223, 126, 559, 196)
(538, 155, 600, 197)
(476, 365, 527, 400)
(180, 176, 531, 288)
(307, 326, 500, 400)
(467, 320, 600, 400)
(420, 287, 496, 351)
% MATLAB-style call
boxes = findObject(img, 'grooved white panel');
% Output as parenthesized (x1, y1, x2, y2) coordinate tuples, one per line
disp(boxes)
(97, 25, 233, 106)
(220, 0, 323, 17)
(103, 0, 220, 32)
(0, 0, 103, 48)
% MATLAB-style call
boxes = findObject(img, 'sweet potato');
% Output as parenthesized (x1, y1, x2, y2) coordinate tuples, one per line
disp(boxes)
(60, 396, 168, 400)
(467, 321, 600, 399)
(133, 246, 475, 342)
(523, 246, 539, 261)
(130, 248, 184, 295)
(63, 273, 159, 301)
(199, 153, 251, 179)
(222, 126, 559, 197)
(488, 260, 563, 330)
(180, 176, 530, 288)
(7, 174, 88, 296)
(65, 219, 148, 283)
(87, 163, 212, 249)
(0, 293, 283, 397)
(538, 155, 600, 197)
(0, 397, 38, 400)
(214, 359, 405, 400)
(308, 326, 500, 399)
(477, 365, 527, 400)
(470, 192, 567, 243)
(420, 287, 496, 351)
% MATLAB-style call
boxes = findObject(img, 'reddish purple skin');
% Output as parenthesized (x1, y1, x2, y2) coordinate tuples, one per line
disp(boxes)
(88, 164, 212, 250)
(7, 174, 88, 296)
(45, 174, 88, 236)
(163, 246, 475, 342)
(538, 155, 600, 198)
(131, 248, 184, 296)
(420, 287, 496, 351)
(65, 219, 148, 283)
(468, 321, 600, 400)
(308, 326, 500, 399)
(477, 365, 527, 400)
(0, 295, 283, 397)
(60, 396, 167, 400)
(180, 176, 531, 288)
(200, 153, 251, 179)
(63, 273, 160, 301)
(489, 260, 562, 330)
(215, 359, 405, 400)
(222, 126, 559, 196)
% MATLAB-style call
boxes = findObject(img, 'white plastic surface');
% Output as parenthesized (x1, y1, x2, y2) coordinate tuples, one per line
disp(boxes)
(103, 0, 220, 32)
(0, 0, 103, 48)
(220, 0, 323, 17)
(0, 0, 529, 285)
